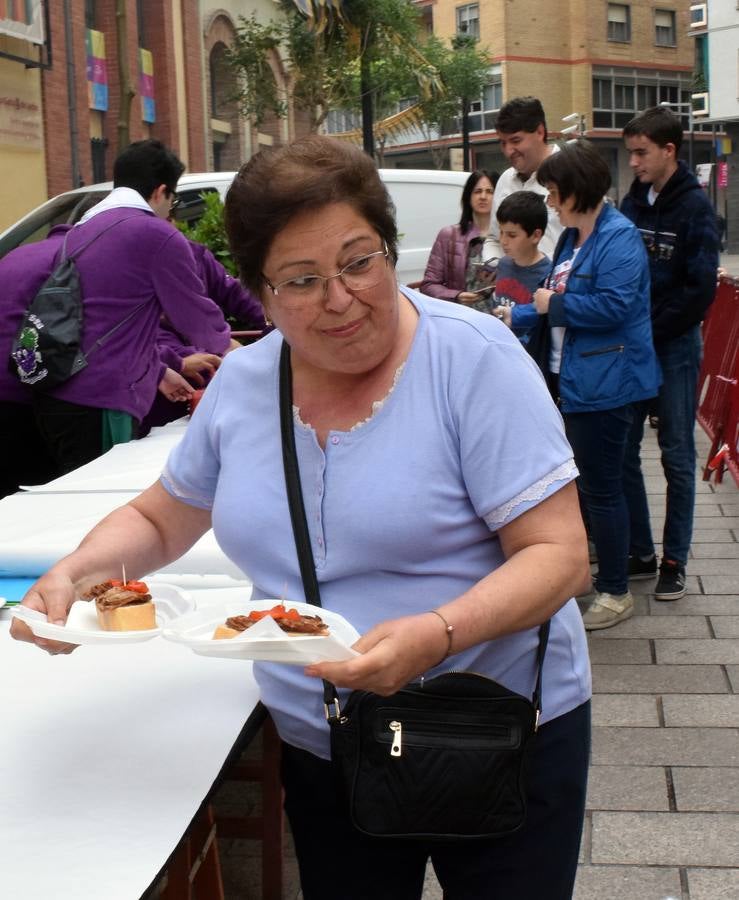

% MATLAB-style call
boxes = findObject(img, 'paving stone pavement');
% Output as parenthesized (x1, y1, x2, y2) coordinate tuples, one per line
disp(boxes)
(575, 426, 738, 900)
(208, 425, 737, 899)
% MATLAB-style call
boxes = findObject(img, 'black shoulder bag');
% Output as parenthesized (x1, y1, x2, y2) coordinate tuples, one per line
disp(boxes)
(279, 341, 549, 841)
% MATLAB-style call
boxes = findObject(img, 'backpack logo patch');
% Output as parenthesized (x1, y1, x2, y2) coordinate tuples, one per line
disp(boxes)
(10, 325, 48, 384)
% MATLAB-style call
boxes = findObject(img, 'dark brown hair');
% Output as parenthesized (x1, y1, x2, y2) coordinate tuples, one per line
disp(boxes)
(537, 140, 611, 213)
(224, 136, 398, 292)
(623, 106, 683, 151)
(495, 96, 548, 141)
(459, 169, 498, 235)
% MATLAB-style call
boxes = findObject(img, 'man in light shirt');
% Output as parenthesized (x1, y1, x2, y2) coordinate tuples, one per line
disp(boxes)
(492, 96, 563, 258)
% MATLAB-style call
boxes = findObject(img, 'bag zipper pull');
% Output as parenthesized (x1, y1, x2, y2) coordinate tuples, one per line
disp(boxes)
(389, 720, 402, 757)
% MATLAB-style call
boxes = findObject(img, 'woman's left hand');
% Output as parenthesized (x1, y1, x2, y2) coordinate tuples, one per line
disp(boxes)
(533, 288, 553, 314)
(304, 612, 450, 696)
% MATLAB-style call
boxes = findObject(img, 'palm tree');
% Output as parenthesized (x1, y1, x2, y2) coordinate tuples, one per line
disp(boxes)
(287, 0, 442, 157)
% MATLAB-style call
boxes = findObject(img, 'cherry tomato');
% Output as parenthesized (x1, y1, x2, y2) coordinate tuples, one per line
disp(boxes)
(124, 581, 149, 594)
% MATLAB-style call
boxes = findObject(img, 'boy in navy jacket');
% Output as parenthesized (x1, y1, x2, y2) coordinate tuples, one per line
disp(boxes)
(620, 107, 719, 600)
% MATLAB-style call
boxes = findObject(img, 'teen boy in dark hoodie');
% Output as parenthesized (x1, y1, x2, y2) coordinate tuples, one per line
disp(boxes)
(620, 106, 719, 601)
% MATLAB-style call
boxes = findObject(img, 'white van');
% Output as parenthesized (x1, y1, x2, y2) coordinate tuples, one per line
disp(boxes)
(0, 169, 469, 284)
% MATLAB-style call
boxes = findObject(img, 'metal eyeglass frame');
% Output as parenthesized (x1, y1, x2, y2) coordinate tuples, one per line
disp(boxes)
(262, 243, 389, 302)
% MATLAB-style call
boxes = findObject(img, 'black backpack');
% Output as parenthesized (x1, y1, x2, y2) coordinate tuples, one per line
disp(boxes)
(9, 216, 144, 392)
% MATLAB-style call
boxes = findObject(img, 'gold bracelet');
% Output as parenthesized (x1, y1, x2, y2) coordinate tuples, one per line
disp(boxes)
(429, 609, 454, 658)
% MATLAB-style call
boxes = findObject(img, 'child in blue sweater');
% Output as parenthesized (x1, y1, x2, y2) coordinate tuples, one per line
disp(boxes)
(490, 191, 551, 344)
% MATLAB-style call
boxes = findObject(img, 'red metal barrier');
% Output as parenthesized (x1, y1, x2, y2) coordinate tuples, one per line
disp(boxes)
(719, 350, 739, 486)
(696, 275, 739, 485)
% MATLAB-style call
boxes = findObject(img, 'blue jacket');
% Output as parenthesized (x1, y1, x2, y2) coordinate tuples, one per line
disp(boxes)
(620, 161, 719, 346)
(520, 203, 661, 413)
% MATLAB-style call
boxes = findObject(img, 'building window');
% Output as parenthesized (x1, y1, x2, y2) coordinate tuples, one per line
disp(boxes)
(655, 10, 676, 47)
(456, 4, 480, 39)
(607, 4, 631, 43)
(592, 67, 696, 130)
(443, 69, 502, 135)
(136, 0, 146, 48)
(90, 137, 108, 183)
(689, 3, 707, 28)
(325, 109, 362, 134)
(85, 0, 96, 30)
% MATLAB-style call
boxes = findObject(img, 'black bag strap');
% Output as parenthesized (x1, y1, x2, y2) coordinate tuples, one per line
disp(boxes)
(57, 213, 151, 361)
(279, 342, 323, 607)
(279, 342, 336, 713)
(59, 212, 145, 265)
(279, 341, 549, 720)
(84, 300, 149, 360)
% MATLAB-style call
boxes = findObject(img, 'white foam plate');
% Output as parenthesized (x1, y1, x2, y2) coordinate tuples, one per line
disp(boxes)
(162, 599, 360, 665)
(11, 583, 194, 645)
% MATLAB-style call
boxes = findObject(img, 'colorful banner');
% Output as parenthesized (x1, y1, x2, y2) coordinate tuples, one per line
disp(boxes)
(86, 29, 108, 112)
(0, 0, 44, 45)
(140, 48, 155, 124)
(718, 162, 728, 190)
(715, 137, 732, 157)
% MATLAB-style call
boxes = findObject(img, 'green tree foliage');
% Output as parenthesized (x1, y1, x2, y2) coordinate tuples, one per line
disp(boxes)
(414, 34, 491, 168)
(176, 192, 237, 277)
(224, 15, 288, 126)
(227, 0, 442, 136)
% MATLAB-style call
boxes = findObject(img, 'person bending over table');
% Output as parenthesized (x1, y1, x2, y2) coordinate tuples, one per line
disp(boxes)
(12, 136, 592, 900)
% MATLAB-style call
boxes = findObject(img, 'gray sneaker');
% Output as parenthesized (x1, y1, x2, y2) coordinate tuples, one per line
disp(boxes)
(582, 591, 634, 631)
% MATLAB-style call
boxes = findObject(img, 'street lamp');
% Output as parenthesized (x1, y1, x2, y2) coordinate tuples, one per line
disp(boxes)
(561, 112, 586, 143)
(659, 100, 694, 172)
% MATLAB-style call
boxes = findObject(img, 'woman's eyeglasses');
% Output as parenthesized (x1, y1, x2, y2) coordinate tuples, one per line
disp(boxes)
(262, 245, 389, 309)
(168, 193, 181, 213)
(472, 188, 494, 196)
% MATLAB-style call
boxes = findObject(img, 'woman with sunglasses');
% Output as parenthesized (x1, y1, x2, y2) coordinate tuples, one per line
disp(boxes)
(14, 137, 592, 900)
(420, 169, 500, 310)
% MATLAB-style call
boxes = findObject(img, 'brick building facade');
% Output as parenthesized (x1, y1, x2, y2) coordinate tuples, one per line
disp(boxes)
(40, 0, 206, 199)
(0, 1, 311, 230)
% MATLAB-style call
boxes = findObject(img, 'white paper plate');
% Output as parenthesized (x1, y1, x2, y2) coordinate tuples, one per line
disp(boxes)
(11, 583, 194, 645)
(162, 599, 360, 665)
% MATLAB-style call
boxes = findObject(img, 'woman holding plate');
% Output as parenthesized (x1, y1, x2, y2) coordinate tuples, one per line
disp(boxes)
(13, 136, 591, 900)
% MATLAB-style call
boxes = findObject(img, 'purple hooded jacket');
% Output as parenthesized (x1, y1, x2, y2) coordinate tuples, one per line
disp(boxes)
(420, 223, 482, 300)
(3, 209, 231, 420)
(156, 239, 265, 373)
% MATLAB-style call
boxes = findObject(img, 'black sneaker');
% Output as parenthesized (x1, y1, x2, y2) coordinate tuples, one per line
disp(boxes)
(628, 554, 657, 580)
(654, 560, 686, 601)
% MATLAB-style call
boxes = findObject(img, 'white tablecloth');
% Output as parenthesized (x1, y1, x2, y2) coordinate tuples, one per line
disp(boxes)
(1, 421, 268, 898)
(19, 420, 188, 494)
(0, 421, 245, 581)
(0, 587, 262, 900)
(0, 491, 244, 579)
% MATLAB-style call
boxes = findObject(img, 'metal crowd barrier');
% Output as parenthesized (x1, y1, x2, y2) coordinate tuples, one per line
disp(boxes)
(696, 275, 739, 485)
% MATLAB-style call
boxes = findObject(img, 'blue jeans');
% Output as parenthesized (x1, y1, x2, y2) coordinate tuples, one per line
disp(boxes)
(623, 326, 702, 565)
(564, 405, 634, 595)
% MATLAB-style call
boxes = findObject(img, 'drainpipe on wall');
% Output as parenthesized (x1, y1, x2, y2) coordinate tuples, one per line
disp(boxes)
(63, 0, 81, 187)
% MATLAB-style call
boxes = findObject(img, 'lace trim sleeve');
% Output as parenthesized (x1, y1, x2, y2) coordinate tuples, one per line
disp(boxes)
(483, 459, 578, 532)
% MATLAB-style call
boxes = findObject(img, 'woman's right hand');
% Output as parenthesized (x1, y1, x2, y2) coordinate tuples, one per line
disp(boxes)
(305, 611, 452, 696)
(9, 571, 79, 655)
